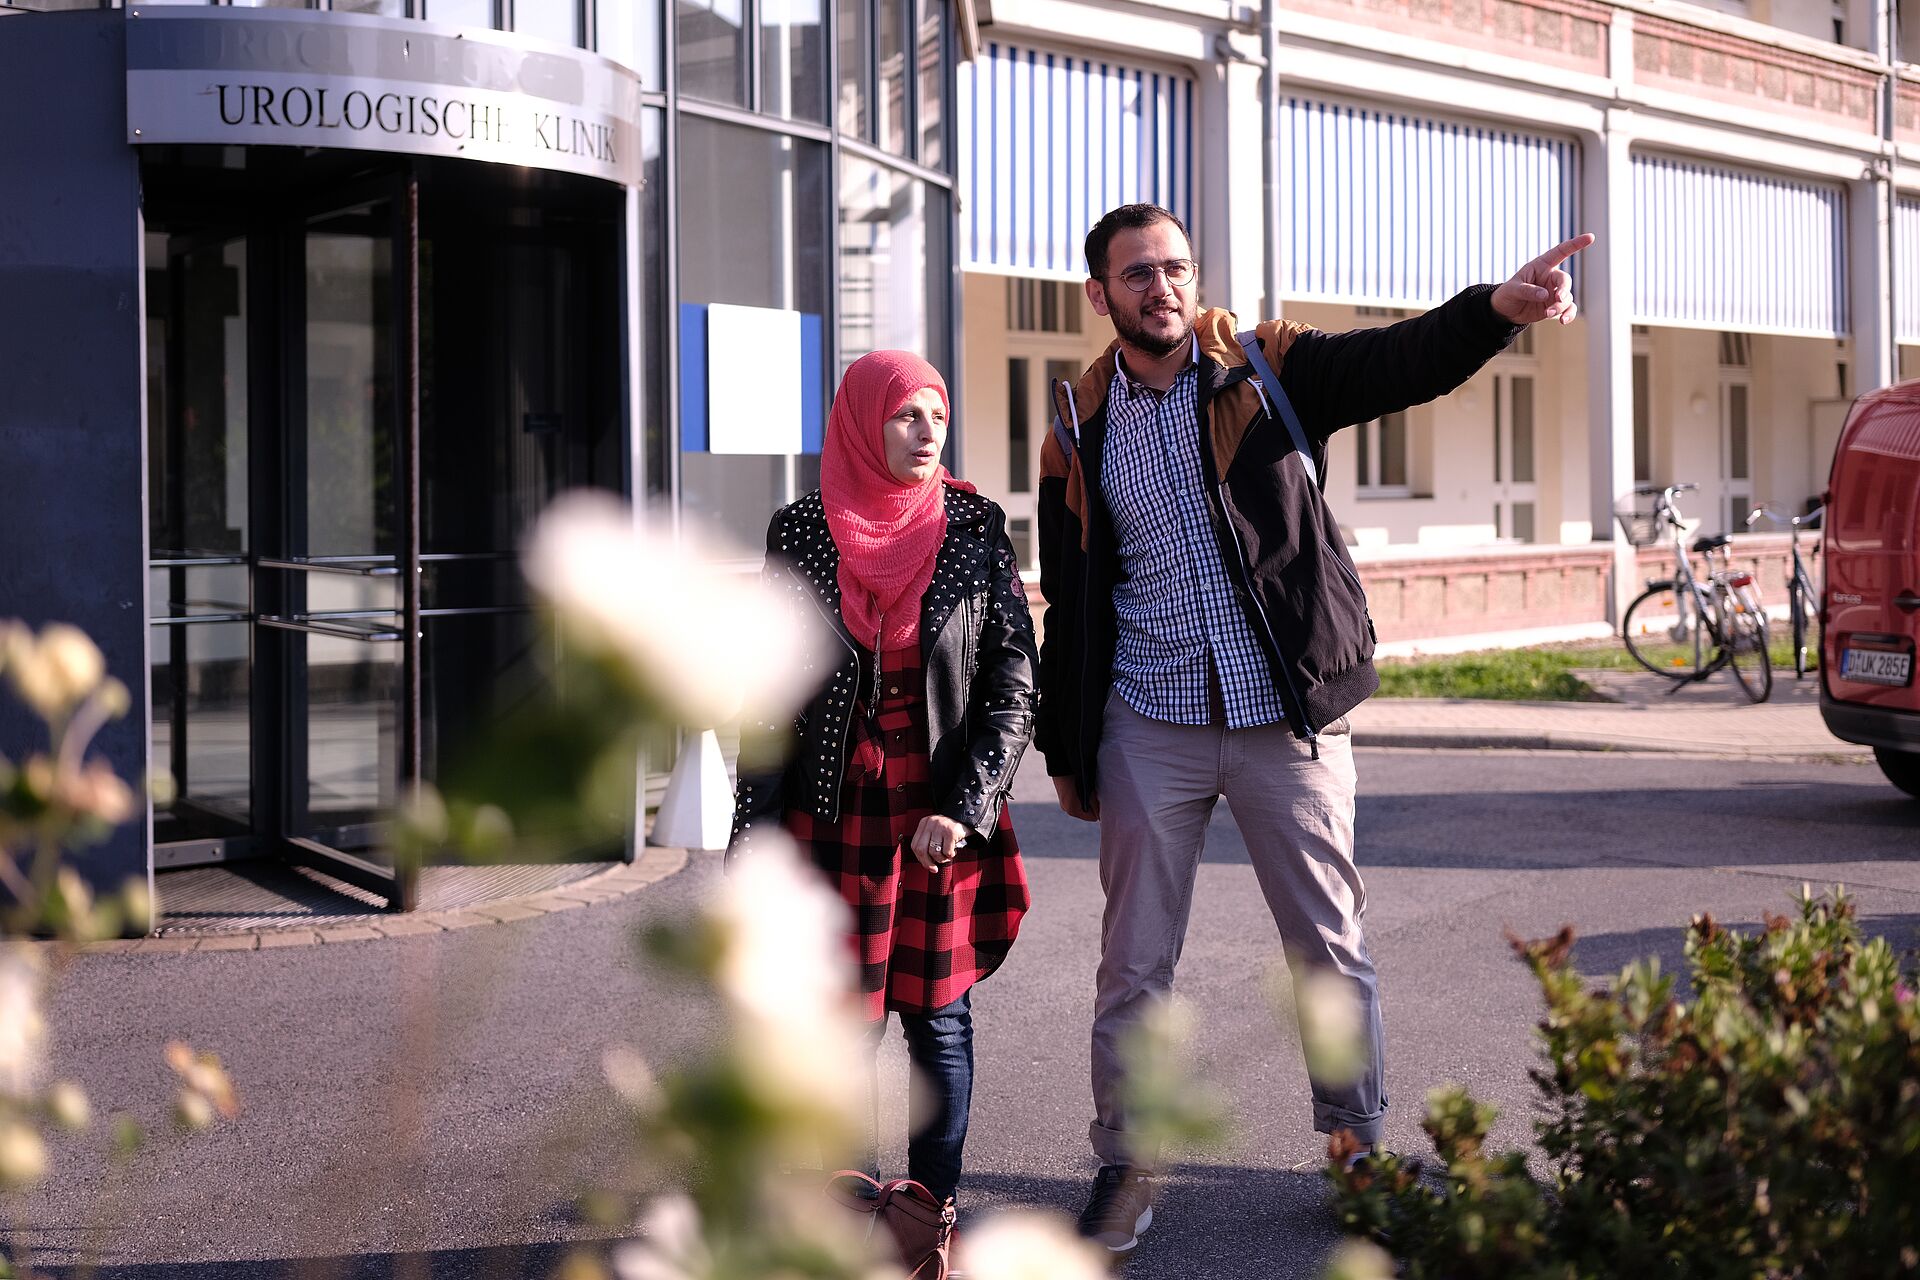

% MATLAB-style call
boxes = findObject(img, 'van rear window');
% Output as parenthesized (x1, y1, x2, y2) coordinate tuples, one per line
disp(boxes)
(1830, 406, 1920, 554)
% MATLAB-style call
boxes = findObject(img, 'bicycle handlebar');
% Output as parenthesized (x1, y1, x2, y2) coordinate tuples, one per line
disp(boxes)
(1746, 503, 1826, 531)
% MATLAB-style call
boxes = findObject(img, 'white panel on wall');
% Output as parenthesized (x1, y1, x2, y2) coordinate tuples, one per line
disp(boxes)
(1280, 97, 1579, 309)
(958, 42, 1195, 278)
(707, 304, 803, 454)
(1633, 153, 1847, 339)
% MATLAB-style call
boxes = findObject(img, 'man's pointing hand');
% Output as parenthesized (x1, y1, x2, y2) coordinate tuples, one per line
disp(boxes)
(1492, 233, 1596, 327)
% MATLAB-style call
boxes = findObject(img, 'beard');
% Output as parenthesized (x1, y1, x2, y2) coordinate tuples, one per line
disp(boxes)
(1110, 298, 1195, 358)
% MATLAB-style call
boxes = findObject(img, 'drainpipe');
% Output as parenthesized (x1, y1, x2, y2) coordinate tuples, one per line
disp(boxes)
(1888, 0, 1902, 381)
(1261, 0, 1282, 319)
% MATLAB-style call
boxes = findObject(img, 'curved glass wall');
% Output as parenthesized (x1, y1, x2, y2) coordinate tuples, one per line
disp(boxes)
(56, 0, 956, 558)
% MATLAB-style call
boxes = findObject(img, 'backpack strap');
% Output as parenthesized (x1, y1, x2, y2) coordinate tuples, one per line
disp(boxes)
(1235, 329, 1312, 462)
(1049, 377, 1082, 454)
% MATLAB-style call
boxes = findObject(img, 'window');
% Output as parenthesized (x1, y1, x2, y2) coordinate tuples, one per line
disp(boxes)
(759, 0, 828, 122)
(836, 0, 870, 137)
(1356, 411, 1409, 496)
(1007, 279, 1081, 333)
(597, 0, 663, 88)
(513, 0, 580, 47)
(1719, 332, 1751, 367)
(425, 0, 493, 23)
(677, 0, 749, 106)
(1008, 517, 1033, 569)
(877, 0, 909, 154)
(915, 0, 945, 167)
(1632, 352, 1651, 484)
(837, 155, 950, 370)
(1007, 359, 1030, 494)
(678, 119, 831, 550)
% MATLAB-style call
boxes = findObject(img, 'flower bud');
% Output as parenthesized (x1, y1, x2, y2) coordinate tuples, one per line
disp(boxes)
(0, 1124, 47, 1191)
(46, 1080, 90, 1131)
(174, 1091, 214, 1132)
(119, 877, 156, 936)
(38, 624, 105, 704)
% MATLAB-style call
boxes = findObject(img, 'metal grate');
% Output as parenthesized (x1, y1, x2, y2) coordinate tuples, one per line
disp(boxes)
(155, 860, 613, 935)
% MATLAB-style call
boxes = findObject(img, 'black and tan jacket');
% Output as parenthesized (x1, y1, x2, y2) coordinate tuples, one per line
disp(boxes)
(1035, 286, 1522, 804)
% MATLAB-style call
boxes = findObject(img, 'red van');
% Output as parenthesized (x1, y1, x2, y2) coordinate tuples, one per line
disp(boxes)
(1820, 383, 1920, 799)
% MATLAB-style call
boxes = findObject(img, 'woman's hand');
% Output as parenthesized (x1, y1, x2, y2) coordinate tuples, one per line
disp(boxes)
(910, 815, 971, 871)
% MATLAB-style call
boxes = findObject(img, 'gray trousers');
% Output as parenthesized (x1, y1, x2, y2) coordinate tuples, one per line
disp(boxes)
(1090, 694, 1387, 1167)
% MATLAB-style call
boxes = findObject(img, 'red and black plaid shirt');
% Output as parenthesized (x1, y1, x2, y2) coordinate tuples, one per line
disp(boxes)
(787, 644, 1029, 1019)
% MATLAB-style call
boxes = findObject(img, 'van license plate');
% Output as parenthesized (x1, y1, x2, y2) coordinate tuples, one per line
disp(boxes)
(1841, 646, 1913, 687)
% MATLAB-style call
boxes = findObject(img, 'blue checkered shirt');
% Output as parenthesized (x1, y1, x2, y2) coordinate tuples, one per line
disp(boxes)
(1099, 345, 1286, 729)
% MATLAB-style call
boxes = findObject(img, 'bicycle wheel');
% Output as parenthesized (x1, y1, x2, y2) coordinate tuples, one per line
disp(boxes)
(1622, 582, 1715, 680)
(1789, 582, 1809, 679)
(1793, 565, 1819, 676)
(1724, 587, 1773, 703)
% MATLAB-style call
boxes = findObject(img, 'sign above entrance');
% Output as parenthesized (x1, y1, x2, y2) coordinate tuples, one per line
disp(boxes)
(125, 8, 643, 186)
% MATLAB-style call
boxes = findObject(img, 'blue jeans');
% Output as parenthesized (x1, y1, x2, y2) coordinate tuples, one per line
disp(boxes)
(861, 992, 972, 1204)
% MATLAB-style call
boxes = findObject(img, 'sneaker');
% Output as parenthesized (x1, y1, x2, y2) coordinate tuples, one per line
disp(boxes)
(1075, 1164, 1155, 1253)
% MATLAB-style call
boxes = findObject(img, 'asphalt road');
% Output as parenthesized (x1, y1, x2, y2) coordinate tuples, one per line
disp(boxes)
(28, 748, 1920, 1279)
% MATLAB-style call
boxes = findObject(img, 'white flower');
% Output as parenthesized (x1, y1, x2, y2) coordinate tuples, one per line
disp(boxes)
(2, 622, 106, 720)
(612, 1195, 711, 1280)
(1298, 968, 1366, 1087)
(601, 1045, 658, 1105)
(0, 946, 46, 1096)
(709, 835, 855, 1026)
(522, 492, 833, 729)
(1323, 1238, 1396, 1280)
(0, 1124, 45, 1191)
(957, 1211, 1109, 1280)
(707, 836, 866, 1125)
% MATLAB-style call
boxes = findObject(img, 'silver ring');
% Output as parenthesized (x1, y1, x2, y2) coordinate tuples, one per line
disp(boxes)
(931, 841, 945, 853)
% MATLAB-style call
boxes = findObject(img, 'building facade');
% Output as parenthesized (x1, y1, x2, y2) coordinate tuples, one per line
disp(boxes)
(7, 0, 1919, 903)
(0, 0, 960, 902)
(953, 0, 1920, 641)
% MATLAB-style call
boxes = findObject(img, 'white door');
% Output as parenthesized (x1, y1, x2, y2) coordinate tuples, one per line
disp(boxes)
(1719, 379, 1752, 535)
(1493, 372, 1539, 542)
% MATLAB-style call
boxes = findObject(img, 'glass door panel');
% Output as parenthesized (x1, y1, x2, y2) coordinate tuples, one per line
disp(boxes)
(145, 233, 257, 854)
(301, 632, 402, 850)
(269, 191, 417, 903)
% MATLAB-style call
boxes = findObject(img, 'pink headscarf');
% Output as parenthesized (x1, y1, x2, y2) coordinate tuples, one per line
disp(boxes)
(820, 350, 972, 652)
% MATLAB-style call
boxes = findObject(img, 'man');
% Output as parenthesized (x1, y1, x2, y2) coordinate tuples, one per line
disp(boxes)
(1034, 202, 1591, 1252)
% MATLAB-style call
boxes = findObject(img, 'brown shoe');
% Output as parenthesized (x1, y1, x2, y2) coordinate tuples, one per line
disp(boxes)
(1075, 1164, 1155, 1253)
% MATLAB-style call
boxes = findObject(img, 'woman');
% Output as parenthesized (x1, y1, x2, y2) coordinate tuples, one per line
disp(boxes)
(729, 349, 1038, 1211)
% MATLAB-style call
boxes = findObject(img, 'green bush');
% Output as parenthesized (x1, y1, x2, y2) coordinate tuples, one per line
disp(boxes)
(1328, 890, 1920, 1279)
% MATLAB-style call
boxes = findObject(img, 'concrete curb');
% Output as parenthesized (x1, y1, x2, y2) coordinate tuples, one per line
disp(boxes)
(77, 845, 694, 956)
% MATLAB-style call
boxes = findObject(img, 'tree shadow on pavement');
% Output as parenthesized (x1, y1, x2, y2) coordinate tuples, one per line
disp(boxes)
(962, 1165, 1344, 1280)
(1011, 769, 1919, 871)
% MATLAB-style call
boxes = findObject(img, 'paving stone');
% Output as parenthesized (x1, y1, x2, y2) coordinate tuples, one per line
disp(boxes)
(255, 930, 320, 949)
(431, 911, 495, 930)
(474, 903, 547, 923)
(370, 916, 446, 938)
(316, 926, 385, 944)
(194, 934, 258, 952)
(138, 936, 204, 955)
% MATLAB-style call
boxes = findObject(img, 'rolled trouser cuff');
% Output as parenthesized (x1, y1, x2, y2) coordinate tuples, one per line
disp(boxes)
(1313, 1102, 1385, 1147)
(1089, 1119, 1161, 1173)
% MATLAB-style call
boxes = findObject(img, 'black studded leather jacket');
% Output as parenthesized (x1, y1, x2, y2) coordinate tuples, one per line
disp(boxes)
(728, 486, 1040, 858)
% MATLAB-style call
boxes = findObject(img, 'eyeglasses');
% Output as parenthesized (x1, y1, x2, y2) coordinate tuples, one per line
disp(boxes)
(1104, 259, 1198, 292)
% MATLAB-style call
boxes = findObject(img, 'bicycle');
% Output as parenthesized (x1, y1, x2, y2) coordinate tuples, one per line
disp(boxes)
(1615, 483, 1773, 703)
(1745, 503, 1823, 679)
